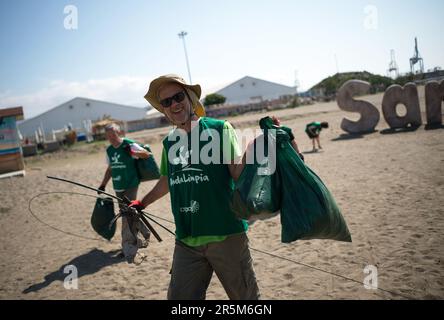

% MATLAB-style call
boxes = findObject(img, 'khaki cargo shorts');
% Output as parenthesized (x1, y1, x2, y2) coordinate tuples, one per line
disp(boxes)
(168, 233, 260, 300)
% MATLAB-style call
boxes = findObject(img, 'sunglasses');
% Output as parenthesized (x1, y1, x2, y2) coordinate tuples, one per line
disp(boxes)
(159, 91, 186, 108)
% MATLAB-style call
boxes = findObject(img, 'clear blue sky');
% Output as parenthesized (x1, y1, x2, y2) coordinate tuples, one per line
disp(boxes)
(1, 0, 443, 118)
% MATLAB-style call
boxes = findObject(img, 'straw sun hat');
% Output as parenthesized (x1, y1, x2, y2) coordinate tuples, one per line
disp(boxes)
(144, 74, 206, 117)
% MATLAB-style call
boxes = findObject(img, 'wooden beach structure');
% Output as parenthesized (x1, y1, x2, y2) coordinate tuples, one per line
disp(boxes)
(0, 107, 25, 179)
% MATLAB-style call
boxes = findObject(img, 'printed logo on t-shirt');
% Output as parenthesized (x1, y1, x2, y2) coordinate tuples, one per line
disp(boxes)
(172, 146, 192, 169)
(170, 168, 209, 186)
(180, 200, 200, 214)
(170, 146, 210, 186)
(110, 152, 126, 169)
(111, 152, 122, 164)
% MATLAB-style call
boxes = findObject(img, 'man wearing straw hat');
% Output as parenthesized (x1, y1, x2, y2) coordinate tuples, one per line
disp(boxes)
(129, 74, 260, 300)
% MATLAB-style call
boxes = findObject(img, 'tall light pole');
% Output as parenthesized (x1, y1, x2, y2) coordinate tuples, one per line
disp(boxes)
(334, 54, 339, 74)
(178, 31, 192, 84)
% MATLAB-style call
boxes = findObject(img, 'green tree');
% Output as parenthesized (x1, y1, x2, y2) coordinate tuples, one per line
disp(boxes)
(203, 93, 226, 107)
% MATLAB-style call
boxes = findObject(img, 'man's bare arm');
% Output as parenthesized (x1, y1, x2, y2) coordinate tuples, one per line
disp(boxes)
(140, 176, 169, 207)
(100, 166, 112, 187)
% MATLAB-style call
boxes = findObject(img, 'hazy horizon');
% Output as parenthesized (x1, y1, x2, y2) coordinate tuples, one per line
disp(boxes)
(1, 0, 443, 119)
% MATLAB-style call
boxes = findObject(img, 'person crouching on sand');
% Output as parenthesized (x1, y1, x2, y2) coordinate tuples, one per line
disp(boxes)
(305, 121, 329, 152)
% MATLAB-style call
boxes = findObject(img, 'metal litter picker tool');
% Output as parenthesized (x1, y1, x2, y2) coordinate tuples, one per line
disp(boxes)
(47, 175, 167, 242)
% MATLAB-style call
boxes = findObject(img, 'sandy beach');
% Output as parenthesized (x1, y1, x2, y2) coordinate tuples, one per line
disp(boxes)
(0, 87, 443, 300)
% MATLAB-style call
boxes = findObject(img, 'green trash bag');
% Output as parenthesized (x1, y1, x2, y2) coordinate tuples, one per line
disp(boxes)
(91, 197, 116, 240)
(231, 133, 281, 221)
(260, 116, 352, 243)
(136, 144, 161, 182)
(231, 116, 352, 243)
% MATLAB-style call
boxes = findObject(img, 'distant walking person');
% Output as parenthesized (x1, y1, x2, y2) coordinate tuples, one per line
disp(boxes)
(305, 121, 329, 152)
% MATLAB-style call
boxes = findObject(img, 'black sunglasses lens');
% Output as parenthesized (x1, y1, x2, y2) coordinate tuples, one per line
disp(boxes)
(174, 92, 185, 103)
(160, 98, 173, 108)
(160, 92, 185, 108)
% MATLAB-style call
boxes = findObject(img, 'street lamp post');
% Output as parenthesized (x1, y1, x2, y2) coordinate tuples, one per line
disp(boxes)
(178, 31, 192, 84)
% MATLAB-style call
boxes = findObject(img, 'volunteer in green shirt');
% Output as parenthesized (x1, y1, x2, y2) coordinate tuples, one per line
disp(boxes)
(129, 74, 260, 300)
(98, 123, 151, 264)
(305, 121, 329, 152)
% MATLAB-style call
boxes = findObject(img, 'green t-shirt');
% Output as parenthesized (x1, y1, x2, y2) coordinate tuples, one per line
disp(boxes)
(160, 121, 241, 175)
(160, 118, 247, 247)
(306, 122, 322, 135)
(106, 138, 140, 191)
(281, 125, 295, 141)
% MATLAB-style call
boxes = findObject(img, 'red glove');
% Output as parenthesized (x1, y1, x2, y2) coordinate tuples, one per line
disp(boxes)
(128, 200, 145, 211)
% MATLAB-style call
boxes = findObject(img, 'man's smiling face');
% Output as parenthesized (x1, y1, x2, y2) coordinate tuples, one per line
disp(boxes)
(105, 127, 122, 146)
(158, 83, 192, 126)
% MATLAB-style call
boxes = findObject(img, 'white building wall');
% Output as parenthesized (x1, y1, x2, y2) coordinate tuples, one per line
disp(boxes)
(18, 98, 147, 137)
(216, 76, 297, 105)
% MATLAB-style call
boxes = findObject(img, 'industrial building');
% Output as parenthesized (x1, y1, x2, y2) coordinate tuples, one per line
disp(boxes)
(215, 76, 297, 105)
(18, 97, 149, 138)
